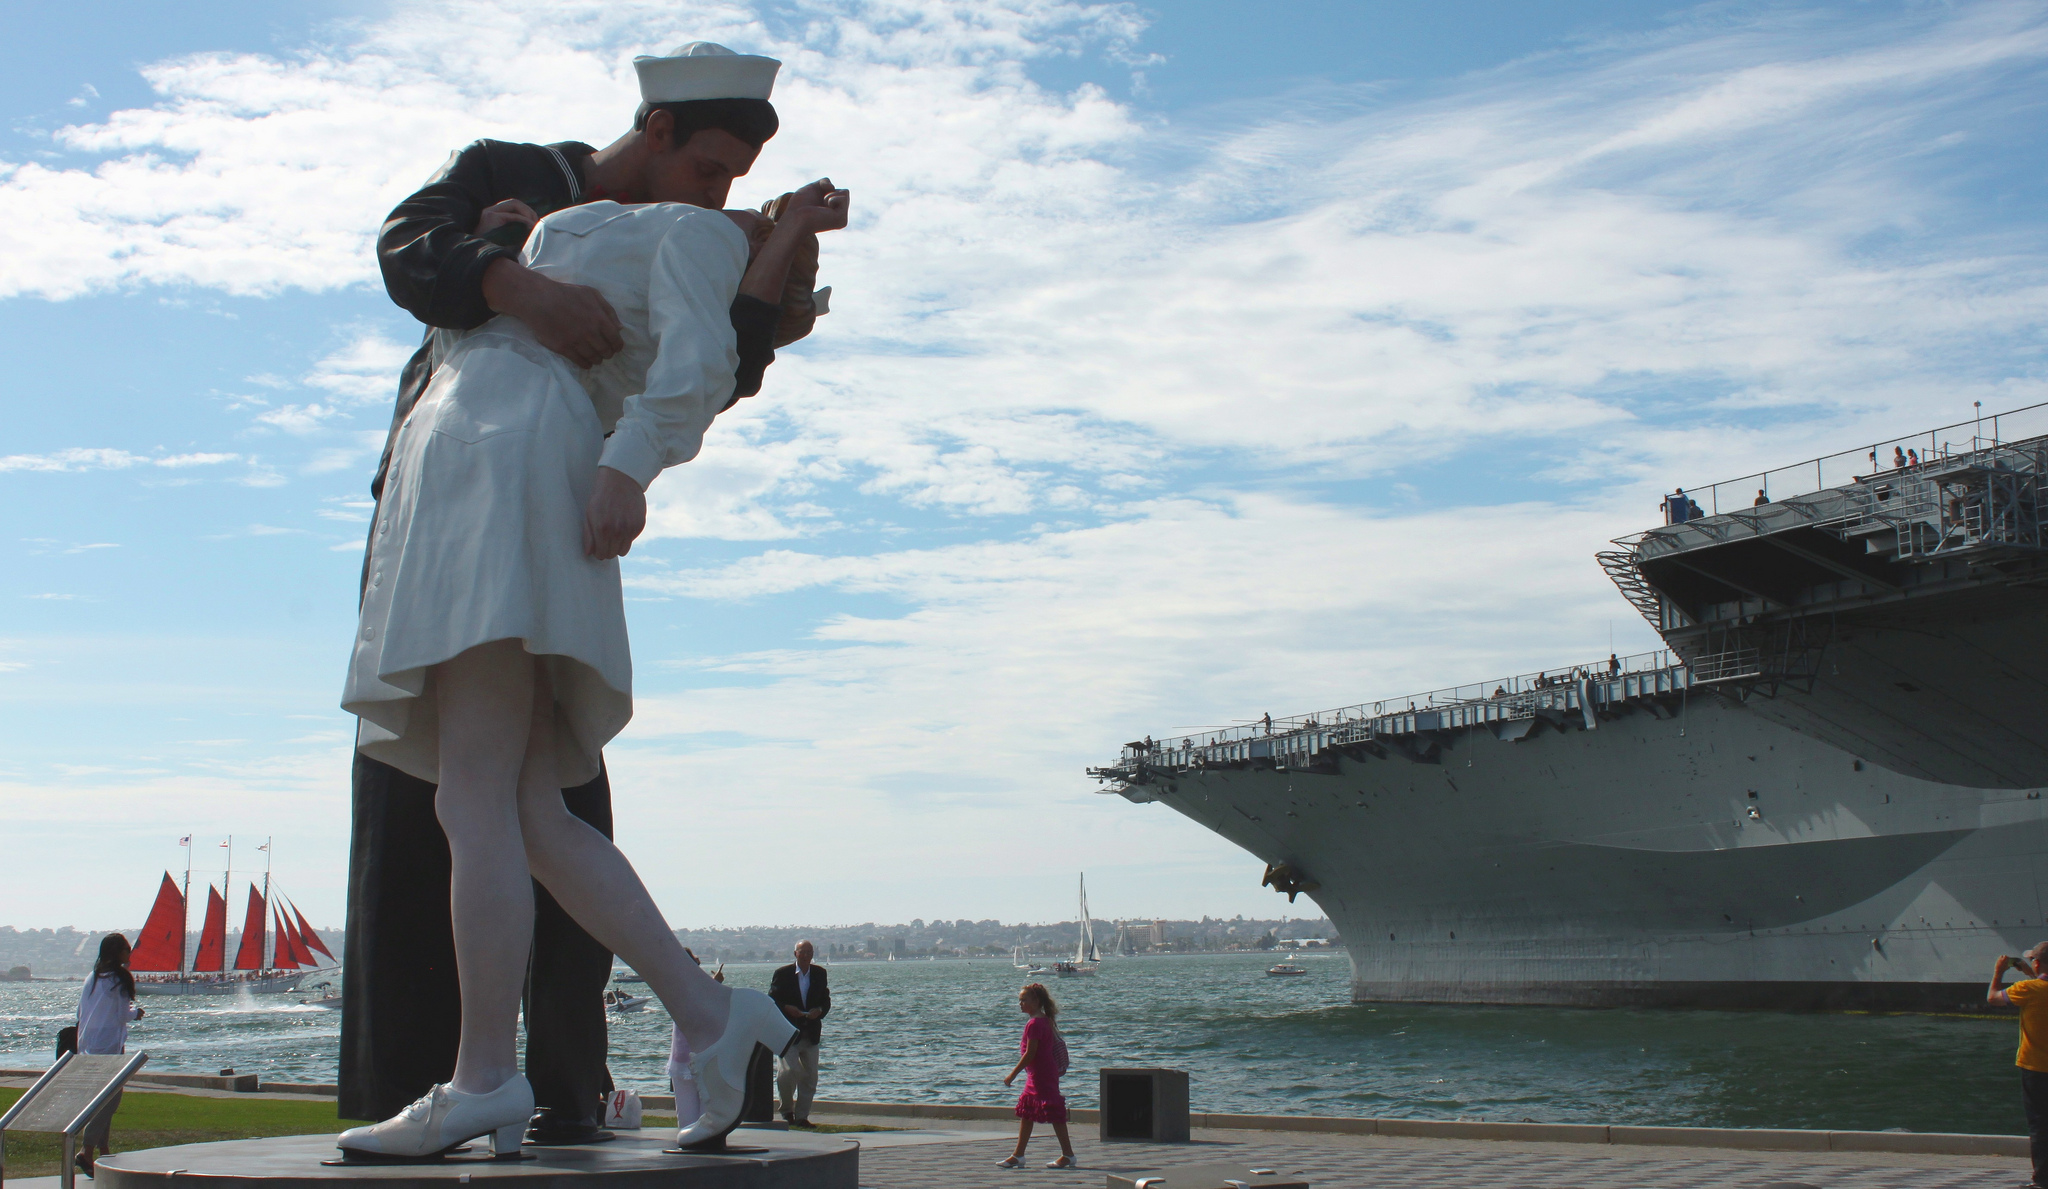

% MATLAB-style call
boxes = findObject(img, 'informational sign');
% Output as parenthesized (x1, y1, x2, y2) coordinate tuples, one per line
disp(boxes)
(0, 1051, 149, 1189)
(6, 1056, 143, 1134)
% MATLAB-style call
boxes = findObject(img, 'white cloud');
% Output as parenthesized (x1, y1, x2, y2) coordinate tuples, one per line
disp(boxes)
(0, 448, 241, 473)
(6, 0, 2045, 521)
(305, 333, 416, 403)
(257, 403, 347, 433)
(604, 490, 1671, 920)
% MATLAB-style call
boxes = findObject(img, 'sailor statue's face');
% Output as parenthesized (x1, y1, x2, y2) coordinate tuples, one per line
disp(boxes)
(641, 117, 760, 209)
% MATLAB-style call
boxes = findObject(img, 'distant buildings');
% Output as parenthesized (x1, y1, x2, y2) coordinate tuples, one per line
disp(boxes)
(659, 915, 1341, 963)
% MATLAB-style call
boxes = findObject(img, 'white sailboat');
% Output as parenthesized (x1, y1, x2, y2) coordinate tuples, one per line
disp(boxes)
(1053, 873, 1101, 978)
(1014, 945, 1046, 974)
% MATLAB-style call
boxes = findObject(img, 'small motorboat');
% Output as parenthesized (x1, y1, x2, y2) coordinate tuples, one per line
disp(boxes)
(603, 988, 651, 1012)
(301, 990, 344, 1009)
(1265, 963, 1309, 977)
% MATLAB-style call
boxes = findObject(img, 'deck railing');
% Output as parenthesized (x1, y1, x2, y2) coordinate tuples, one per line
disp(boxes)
(1116, 647, 1686, 765)
(1659, 401, 2048, 523)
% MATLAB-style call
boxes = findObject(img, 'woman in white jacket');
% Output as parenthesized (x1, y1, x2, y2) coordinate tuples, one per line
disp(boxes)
(336, 76, 847, 1155)
(75, 933, 144, 1174)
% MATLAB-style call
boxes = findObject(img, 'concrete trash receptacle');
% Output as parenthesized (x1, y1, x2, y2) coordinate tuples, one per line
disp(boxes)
(1107, 1162, 1309, 1189)
(1098, 1068, 1190, 1143)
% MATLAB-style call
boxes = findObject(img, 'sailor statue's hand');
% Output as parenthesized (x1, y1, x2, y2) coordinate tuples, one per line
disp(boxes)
(482, 258, 624, 370)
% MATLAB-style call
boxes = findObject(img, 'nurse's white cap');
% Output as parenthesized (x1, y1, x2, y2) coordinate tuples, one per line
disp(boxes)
(634, 41, 780, 103)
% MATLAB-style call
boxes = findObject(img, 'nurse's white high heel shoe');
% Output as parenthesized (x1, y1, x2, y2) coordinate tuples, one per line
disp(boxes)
(667, 1033, 702, 1127)
(672, 989, 797, 1148)
(336, 1074, 533, 1159)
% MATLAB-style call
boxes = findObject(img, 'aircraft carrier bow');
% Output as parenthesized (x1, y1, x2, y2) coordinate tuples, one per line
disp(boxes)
(1090, 407, 2048, 1012)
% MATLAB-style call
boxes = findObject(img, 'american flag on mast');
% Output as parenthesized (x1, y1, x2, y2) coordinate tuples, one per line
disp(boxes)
(178, 835, 190, 845)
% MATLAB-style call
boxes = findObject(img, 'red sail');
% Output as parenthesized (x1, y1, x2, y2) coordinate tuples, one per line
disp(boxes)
(192, 885, 229, 972)
(233, 886, 267, 970)
(291, 912, 320, 966)
(130, 873, 186, 972)
(279, 907, 314, 967)
(271, 908, 302, 970)
(291, 903, 334, 962)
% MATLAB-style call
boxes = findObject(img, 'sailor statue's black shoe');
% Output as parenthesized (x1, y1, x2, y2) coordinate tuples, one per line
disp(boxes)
(524, 1108, 615, 1146)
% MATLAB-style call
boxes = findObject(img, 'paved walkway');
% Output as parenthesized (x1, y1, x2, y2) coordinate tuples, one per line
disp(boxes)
(821, 1114, 2032, 1189)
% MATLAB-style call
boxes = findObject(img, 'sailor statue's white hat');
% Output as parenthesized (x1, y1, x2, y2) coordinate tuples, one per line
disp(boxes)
(633, 41, 780, 103)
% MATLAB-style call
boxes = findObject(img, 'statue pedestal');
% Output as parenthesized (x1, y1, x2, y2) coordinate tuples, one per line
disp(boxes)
(94, 1130, 858, 1189)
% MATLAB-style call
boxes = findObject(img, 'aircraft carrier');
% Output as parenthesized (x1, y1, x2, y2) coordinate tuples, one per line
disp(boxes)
(1602, 403, 2048, 789)
(1090, 408, 2048, 1011)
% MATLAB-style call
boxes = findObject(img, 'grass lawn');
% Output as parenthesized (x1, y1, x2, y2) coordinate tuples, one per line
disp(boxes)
(0, 1092, 894, 1178)
(0, 1088, 364, 1179)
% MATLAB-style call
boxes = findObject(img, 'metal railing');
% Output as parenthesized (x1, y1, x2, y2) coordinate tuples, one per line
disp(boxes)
(1115, 648, 1684, 760)
(1658, 401, 2048, 522)
(1628, 436, 2047, 566)
(1688, 647, 1762, 684)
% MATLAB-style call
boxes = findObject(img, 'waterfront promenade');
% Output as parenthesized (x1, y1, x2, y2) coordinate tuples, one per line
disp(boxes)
(3, 1075, 2028, 1188)
(822, 1112, 2024, 1188)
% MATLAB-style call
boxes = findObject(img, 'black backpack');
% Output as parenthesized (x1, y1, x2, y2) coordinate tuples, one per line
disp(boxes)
(57, 1025, 78, 1059)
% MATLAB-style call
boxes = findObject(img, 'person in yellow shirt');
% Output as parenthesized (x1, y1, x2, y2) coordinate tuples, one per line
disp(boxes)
(1990, 943, 2048, 1188)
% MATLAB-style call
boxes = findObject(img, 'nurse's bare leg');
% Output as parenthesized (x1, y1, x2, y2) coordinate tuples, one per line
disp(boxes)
(516, 671, 732, 1050)
(435, 639, 537, 1095)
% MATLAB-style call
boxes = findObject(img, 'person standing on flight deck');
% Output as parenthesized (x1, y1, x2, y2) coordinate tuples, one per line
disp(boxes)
(341, 41, 827, 1141)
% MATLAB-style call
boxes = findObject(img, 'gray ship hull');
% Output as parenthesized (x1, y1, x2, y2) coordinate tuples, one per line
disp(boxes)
(1121, 693, 2048, 1011)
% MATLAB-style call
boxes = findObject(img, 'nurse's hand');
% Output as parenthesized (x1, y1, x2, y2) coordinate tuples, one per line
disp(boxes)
(476, 198, 538, 237)
(584, 467, 647, 560)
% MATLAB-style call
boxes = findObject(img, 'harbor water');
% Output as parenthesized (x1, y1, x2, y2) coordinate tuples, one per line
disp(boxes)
(0, 952, 2023, 1133)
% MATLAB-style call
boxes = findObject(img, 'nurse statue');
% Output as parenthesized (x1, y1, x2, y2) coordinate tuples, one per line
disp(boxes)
(337, 42, 849, 1158)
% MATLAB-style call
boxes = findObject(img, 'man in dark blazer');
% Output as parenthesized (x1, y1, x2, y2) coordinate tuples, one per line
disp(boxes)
(767, 940, 831, 1126)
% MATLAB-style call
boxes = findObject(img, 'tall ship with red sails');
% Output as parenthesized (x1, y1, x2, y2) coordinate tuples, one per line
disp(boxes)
(130, 837, 337, 996)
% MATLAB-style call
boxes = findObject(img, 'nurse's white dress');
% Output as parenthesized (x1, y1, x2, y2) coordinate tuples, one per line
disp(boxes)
(344, 202, 747, 786)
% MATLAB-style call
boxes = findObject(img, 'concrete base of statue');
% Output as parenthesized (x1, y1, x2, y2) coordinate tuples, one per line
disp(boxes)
(92, 1128, 858, 1189)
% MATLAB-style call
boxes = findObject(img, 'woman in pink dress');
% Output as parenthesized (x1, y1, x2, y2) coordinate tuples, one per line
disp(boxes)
(998, 982, 1077, 1169)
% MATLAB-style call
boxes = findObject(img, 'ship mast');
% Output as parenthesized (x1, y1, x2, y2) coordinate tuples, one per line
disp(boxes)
(261, 837, 273, 970)
(178, 833, 192, 978)
(224, 834, 234, 979)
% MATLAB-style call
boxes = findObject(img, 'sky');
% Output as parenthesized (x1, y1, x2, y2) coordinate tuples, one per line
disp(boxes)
(3, 0, 2046, 931)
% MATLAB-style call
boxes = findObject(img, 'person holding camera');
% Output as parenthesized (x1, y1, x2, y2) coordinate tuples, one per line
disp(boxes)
(1989, 943, 2048, 1187)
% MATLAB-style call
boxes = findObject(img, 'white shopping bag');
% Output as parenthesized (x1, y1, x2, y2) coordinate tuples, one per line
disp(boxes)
(603, 1089, 643, 1130)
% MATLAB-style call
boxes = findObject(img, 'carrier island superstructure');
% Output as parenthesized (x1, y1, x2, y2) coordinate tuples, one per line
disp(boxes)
(1090, 407, 2048, 1012)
